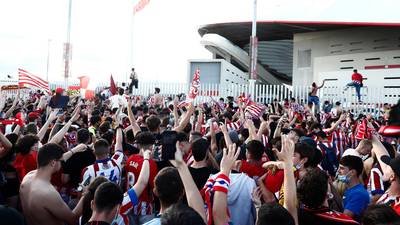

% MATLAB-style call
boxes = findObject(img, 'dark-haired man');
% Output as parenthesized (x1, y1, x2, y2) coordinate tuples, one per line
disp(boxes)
(189, 138, 218, 189)
(337, 155, 370, 221)
(81, 128, 124, 188)
(86, 182, 124, 225)
(20, 143, 86, 225)
(144, 167, 185, 225)
(126, 131, 158, 224)
(62, 128, 96, 190)
(297, 168, 358, 225)
(236, 140, 266, 179)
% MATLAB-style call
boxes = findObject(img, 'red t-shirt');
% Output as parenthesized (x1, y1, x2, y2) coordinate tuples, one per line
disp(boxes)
(125, 154, 158, 215)
(263, 169, 284, 193)
(239, 160, 266, 179)
(14, 151, 38, 181)
(351, 72, 363, 83)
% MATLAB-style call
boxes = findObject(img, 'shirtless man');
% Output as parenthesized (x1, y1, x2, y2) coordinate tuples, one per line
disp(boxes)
(153, 87, 163, 107)
(308, 79, 325, 114)
(20, 143, 85, 225)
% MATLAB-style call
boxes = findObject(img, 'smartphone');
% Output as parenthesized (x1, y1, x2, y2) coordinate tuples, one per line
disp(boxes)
(160, 130, 178, 161)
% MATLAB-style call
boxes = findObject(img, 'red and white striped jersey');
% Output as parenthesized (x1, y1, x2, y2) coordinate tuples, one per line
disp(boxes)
(332, 128, 347, 160)
(226, 120, 241, 131)
(81, 151, 124, 187)
(368, 164, 385, 196)
(376, 192, 400, 214)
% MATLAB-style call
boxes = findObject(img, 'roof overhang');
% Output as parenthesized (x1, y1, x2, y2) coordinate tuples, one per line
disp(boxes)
(199, 20, 400, 47)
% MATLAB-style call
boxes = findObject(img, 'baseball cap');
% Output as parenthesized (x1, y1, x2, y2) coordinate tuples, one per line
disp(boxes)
(28, 112, 40, 120)
(55, 88, 64, 94)
(381, 155, 400, 177)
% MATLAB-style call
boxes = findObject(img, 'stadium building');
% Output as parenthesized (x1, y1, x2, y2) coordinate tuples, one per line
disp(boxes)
(190, 21, 400, 93)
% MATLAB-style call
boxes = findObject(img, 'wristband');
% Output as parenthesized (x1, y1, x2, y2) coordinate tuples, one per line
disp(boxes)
(143, 158, 149, 161)
(213, 173, 230, 194)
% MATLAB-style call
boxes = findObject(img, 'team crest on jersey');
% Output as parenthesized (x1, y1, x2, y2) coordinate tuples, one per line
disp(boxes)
(129, 161, 139, 169)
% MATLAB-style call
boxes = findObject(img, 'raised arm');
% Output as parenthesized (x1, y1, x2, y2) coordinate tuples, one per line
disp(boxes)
(127, 99, 141, 136)
(318, 79, 325, 89)
(275, 135, 298, 225)
(213, 144, 240, 225)
(171, 141, 207, 223)
(0, 131, 12, 158)
(209, 122, 219, 156)
(115, 127, 123, 152)
(257, 117, 270, 140)
(173, 103, 194, 132)
(61, 144, 87, 161)
(131, 149, 151, 196)
(49, 106, 81, 144)
(246, 119, 259, 142)
(4, 92, 19, 119)
(195, 110, 204, 133)
(325, 114, 346, 134)
(173, 97, 180, 128)
(220, 123, 233, 147)
(37, 109, 59, 142)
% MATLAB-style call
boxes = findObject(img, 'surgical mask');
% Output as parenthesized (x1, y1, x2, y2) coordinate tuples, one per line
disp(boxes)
(337, 172, 351, 184)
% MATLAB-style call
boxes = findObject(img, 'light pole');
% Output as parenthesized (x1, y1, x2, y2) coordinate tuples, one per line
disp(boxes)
(249, 0, 258, 96)
(63, 0, 73, 88)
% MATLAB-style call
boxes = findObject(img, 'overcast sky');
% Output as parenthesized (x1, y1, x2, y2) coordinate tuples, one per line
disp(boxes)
(1, 0, 399, 85)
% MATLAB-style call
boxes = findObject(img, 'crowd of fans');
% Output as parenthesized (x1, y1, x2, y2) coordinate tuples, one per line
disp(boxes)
(0, 86, 399, 225)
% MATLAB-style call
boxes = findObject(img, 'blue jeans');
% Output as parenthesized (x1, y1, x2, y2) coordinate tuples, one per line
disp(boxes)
(346, 82, 361, 101)
(308, 95, 320, 106)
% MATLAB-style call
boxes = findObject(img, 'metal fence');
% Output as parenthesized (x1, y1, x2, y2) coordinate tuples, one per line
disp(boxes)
(1, 81, 399, 115)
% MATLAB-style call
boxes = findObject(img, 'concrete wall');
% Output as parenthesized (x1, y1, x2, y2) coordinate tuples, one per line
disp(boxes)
(188, 59, 248, 85)
(292, 27, 400, 86)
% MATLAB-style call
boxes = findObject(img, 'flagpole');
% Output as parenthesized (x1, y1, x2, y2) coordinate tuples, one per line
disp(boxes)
(129, 2, 135, 83)
(64, 0, 73, 88)
(249, 0, 258, 97)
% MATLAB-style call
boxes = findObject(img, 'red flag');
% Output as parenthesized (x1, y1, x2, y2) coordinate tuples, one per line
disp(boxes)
(110, 74, 117, 95)
(133, 0, 150, 14)
(79, 76, 94, 99)
(188, 68, 200, 100)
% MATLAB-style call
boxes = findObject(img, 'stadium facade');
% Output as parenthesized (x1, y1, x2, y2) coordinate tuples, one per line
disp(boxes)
(192, 21, 400, 92)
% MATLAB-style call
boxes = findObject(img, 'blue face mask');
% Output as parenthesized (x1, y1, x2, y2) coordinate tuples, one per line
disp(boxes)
(337, 173, 350, 184)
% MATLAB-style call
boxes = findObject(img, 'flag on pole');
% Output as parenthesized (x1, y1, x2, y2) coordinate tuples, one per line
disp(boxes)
(18, 68, 51, 94)
(79, 76, 95, 99)
(188, 68, 200, 101)
(133, 0, 150, 14)
(110, 74, 117, 95)
(237, 93, 266, 118)
(245, 102, 266, 118)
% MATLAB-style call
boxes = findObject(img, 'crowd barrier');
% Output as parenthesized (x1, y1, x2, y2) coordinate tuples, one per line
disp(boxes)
(1, 81, 399, 116)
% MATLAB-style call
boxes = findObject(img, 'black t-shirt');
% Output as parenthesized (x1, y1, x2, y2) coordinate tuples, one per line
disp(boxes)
(298, 207, 359, 225)
(0, 205, 25, 225)
(63, 149, 96, 188)
(189, 166, 219, 190)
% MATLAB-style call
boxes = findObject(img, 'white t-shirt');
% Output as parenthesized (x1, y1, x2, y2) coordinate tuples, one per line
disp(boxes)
(109, 94, 128, 109)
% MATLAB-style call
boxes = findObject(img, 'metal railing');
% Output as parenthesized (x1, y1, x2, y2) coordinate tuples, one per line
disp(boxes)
(1, 81, 398, 115)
